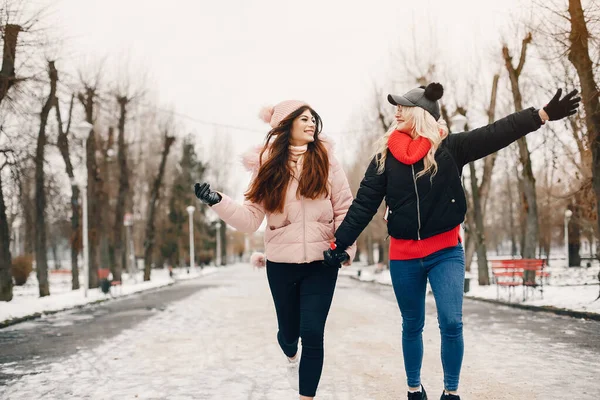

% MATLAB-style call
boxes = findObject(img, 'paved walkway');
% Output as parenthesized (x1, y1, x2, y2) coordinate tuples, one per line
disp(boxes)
(1, 264, 598, 399)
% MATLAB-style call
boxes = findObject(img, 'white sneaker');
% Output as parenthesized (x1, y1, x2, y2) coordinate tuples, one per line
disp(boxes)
(286, 352, 300, 391)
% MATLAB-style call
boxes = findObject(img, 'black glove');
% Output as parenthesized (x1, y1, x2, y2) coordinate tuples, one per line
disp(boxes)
(323, 243, 350, 269)
(543, 89, 580, 121)
(194, 182, 222, 206)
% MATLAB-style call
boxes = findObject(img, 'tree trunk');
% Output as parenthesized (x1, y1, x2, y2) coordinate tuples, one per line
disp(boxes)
(506, 169, 518, 256)
(34, 61, 58, 297)
(464, 230, 475, 272)
(463, 192, 476, 272)
(0, 24, 21, 302)
(19, 175, 35, 255)
(568, 203, 582, 267)
(78, 87, 102, 288)
(469, 162, 490, 285)
(56, 93, 81, 290)
(470, 74, 500, 281)
(0, 172, 13, 301)
(143, 134, 175, 281)
(377, 239, 389, 265)
(502, 33, 539, 260)
(113, 96, 130, 282)
(0, 24, 21, 104)
(567, 0, 600, 256)
(220, 219, 227, 266)
(479, 74, 501, 213)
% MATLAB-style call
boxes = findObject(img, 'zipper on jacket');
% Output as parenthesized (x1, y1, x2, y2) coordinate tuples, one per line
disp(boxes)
(301, 196, 307, 262)
(411, 164, 422, 240)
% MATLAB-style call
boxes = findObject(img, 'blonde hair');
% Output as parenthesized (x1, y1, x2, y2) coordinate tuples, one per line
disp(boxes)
(373, 105, 449, 178)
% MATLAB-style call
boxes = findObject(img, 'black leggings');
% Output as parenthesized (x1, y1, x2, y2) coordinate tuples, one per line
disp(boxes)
(266, 260, 338, 397)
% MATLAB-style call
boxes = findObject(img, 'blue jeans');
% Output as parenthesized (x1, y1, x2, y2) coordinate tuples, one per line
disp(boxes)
(389, 244, 465, 391)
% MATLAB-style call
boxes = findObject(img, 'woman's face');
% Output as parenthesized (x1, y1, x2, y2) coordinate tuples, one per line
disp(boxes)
(289, 109, 316, 146)
(395, 105, 413, 133)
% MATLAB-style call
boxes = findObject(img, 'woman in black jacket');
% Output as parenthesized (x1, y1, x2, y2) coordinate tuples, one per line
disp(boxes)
(323, 83, 579, 400)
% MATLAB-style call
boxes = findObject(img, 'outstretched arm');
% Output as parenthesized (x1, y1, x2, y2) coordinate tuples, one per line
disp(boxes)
(195, 182, 266, 233)
(447, 89, 580, 168)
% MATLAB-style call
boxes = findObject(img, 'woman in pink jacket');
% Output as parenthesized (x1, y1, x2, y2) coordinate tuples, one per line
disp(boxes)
(194, 100, 356, 399)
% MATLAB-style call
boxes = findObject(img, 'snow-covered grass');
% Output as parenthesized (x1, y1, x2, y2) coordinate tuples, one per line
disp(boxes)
(1, 266, 220, 326)
(467, 279, 600, 315)
(341, 259, 600, 316)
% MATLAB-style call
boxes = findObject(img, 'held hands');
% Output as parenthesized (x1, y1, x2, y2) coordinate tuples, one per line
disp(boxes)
(542, 89, 581, 121)
(323, 242, 350, 269)
(194, 182, 222, 206)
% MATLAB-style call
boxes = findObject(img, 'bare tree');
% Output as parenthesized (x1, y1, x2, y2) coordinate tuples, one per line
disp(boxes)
(111, 95, 131, 281)
(0, 17, 23, 302)
(143, 130, 176, 281)
(18, 161, 34, 254)
(33, 60, 57, 297)
(467, 74, 500, 285)
(55, 93, 80, 289)
(567, 0, 600, 256)
(0, 23, 21, 104)
(502, 32, 540, 260)
(0, 151, 14, 301)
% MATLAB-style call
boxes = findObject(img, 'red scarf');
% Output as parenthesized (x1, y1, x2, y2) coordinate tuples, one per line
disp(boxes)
(387, 130, 431, 165)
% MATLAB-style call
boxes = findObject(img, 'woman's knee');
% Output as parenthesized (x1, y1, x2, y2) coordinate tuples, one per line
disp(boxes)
(402, 317, 425, 338)
(438, 316, 463, 338)
(300, 326, 325, 349)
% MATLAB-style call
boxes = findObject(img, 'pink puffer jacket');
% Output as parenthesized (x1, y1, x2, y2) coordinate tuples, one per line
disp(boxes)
(211, 141, 356, 265)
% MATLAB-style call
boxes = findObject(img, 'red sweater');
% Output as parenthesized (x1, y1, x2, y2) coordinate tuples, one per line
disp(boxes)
(389, 226, 461, 260)
(387, 130, 461, 260)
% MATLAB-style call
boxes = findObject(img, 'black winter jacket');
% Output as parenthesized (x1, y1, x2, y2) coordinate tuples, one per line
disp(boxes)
(335, 107, 543, 250)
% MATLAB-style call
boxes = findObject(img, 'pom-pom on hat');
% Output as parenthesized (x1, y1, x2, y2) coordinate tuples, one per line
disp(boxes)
(258, 100, 309, 128)
(387, 82, 444, 121)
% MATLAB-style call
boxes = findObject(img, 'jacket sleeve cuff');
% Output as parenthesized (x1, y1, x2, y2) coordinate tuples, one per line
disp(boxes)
(210, 192, 232, 217)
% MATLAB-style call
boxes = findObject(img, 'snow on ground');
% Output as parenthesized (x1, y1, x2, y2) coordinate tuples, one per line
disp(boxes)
(1, 266, 220, 325)
(1, 264, 598, 399)
(341, 258, 600, 315)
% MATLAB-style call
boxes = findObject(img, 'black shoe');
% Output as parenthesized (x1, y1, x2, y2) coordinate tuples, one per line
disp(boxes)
(440, 393, 460, 400)
(407, 385, 427, 400)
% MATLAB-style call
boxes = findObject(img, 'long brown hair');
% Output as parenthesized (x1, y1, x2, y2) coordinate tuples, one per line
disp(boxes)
(245, 106, 329, 213)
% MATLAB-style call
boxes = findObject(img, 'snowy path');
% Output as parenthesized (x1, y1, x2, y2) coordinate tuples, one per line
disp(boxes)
(1, 264, 598, 399)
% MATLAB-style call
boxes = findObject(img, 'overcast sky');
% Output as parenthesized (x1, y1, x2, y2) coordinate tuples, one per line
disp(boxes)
(40, 0, 532, 197)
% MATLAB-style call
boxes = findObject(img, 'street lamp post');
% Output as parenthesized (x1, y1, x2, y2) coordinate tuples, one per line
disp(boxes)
(186, 206, 196, 271)
(564, 209, 573, 267)
(73, 121, 93, 297)
(123, 213, 136, 282)
(215, 221, 222, 267)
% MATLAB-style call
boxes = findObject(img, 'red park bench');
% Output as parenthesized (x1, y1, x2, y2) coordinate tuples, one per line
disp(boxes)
(98, 268, 122, 295)
(491, 259, 550, 301)
(49, 269, 71, 275)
